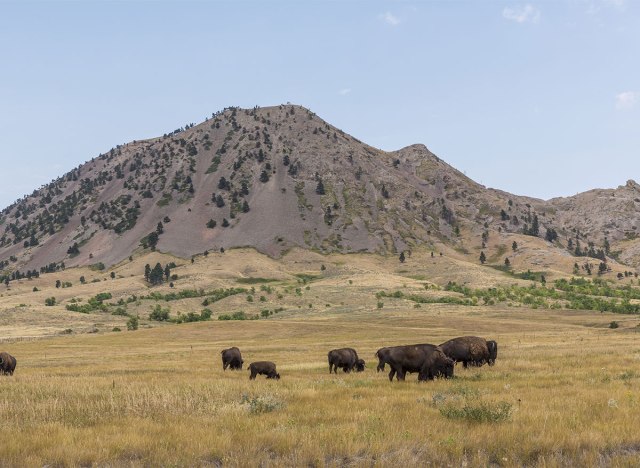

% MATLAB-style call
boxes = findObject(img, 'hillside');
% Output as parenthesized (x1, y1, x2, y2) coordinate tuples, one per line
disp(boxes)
(0, 104, 638, 279)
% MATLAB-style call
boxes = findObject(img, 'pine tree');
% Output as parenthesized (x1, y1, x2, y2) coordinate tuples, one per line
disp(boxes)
(259, 170, 269, 183)
(144, 264, 151, 282)
(512, 241, 518, 251)
(316, 179, 325, 195)
(479, 251, 486, 264)
(504, 257, 510, 268)
(222, 218, 230, 227)
(399, 251, 405, 263)
(242, 200, 250, 213)
(150, 263, 164, 285)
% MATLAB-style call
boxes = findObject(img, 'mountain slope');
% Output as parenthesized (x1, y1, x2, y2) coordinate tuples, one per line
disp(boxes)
(0, 104, 638, 276)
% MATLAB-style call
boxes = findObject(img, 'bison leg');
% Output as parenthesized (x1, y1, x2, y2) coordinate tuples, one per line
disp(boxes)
(388, 368, 396, 382)
(396, 369, 406, 381)
(249, 371, 256, 380)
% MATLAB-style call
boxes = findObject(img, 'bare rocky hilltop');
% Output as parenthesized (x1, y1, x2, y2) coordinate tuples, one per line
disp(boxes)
(1, 104, 640, 275)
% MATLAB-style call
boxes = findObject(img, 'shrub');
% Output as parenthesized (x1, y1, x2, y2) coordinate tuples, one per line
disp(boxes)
(149, 304, 170, 321)
(609, 321, 620, 329)
(44, 297, 56, 306)
(439, 401, 512, 423)
(112, 327, 121, 332)
(241, 394, 284, 414)
(126, 316, 139, 330)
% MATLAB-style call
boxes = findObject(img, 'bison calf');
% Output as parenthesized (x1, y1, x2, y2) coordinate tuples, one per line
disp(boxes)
(0, 352, 16, 375)
(248, 361, 280, 380)
(221, 347, 244, 371)
(328, 348, 365, 374)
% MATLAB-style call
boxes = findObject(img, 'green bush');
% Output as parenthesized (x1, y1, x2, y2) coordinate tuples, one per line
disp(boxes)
(44, 297, 56, 306)
(126, 316, 139, 330)
(149, 304, 170, 321)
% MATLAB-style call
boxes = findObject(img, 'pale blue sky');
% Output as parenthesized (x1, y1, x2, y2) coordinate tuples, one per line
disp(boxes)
(1, 0, 638, 210)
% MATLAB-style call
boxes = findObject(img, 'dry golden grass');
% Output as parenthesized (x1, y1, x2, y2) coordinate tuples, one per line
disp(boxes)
(1, 248, 640, 466)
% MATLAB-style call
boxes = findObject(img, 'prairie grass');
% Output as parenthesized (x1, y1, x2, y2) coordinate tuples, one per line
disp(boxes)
(1, 248, 640, 465)
(1, 307, 640, 466)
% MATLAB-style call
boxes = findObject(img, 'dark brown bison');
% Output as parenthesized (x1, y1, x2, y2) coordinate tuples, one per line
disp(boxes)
(418, 348, 455, 381)
(328, 348, 365, 374)
(379, 344, 454, 381)
(375, 347, 391, 372)
(0, 352, 16, 375)
(221, 347, 244, 370)
(439, 336, 491, 368)
(486, 340, 498, 366)
(248, 361, 280, 380)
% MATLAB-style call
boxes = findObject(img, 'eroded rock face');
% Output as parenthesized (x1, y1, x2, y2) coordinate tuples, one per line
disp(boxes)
(1, 104, 638, 274)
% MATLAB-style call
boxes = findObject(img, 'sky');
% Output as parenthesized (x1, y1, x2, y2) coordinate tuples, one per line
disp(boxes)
(0, 0, 638, 210)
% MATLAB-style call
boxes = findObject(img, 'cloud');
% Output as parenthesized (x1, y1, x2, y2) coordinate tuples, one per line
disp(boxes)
(615, 91, 639, 110)
(338, 88, 352, 96)
(502, 4, 541, 24)
(379, 12, 401, 26)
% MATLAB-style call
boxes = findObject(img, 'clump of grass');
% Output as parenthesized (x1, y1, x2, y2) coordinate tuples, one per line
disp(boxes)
(439, 401, 512, 423)
(432, 385, 511, 423)
(241, 394, 284, 414)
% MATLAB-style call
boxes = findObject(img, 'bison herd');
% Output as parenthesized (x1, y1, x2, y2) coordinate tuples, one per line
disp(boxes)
(221, 336, 497, 381)
(1, 336, 496, 382)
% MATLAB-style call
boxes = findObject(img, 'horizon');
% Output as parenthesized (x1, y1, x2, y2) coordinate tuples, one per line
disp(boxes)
(1, 0, 638, 210)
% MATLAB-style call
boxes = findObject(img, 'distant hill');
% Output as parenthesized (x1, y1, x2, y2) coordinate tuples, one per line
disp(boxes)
(1, 104, 639, 278)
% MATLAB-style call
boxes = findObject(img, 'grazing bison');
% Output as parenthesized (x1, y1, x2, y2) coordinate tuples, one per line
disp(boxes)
(0, 352, 16, 375)
(439, 336, 491, 368)
(221, 347, 244, 370)
(380, 344, 454, 381)
(418, 348, 455, 381)
(248, 361, 280, 380)
(328, 348, 365, 374)
(486, 340, 498, 366)
(375, 347, 391, 372)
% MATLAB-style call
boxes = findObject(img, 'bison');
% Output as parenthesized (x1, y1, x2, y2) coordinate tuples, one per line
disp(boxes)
(418, 348, 455, 381)
(439, 336, 492, 368)
(0, 352, 16, 375)
(378, 344, 454, 381)
(248, 361, 280, 380)
(221, 347, 244, 371)
(486, 340, 498, 366)
(375, 347, 391, 372)
(328, 348, 365, 374)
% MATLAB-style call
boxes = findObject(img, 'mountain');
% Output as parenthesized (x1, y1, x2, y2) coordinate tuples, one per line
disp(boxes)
(1, 104, 639, 277)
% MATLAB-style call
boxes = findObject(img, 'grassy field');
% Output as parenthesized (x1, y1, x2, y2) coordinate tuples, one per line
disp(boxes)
(1, 249, 640, 466)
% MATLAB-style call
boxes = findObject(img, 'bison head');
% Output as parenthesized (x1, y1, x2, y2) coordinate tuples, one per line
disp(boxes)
(442, 358, 455, 378)
(355, 359, 366, 372)
(487, 340, 498, 366)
